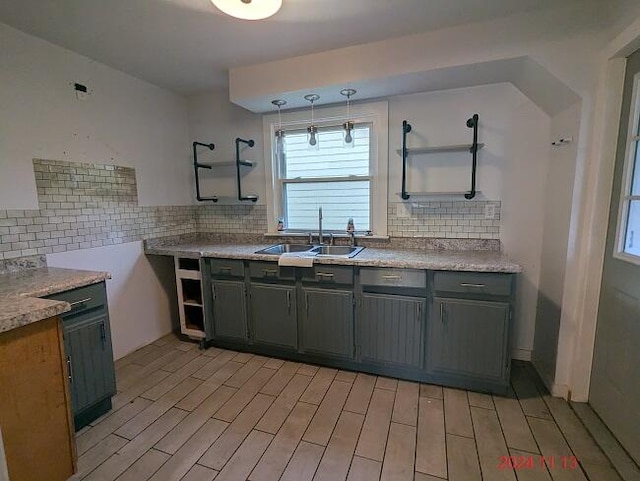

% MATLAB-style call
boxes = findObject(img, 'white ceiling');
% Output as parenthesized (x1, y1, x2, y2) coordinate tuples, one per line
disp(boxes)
(0, 0, 591, 95)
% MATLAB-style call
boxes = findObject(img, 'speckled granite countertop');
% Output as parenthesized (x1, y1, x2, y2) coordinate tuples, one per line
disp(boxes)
(145, 241, 522, 273)
(0, 268, 110, 334)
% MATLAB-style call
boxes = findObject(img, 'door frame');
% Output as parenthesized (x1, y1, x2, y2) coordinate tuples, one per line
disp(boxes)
(557, 17, 640, 401)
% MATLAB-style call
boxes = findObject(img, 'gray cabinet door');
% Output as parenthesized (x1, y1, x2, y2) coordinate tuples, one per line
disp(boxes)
(212, 279, 247, 341)
(360, 293, 425, 369)
(302, 288, 354, 359)
(428, 297, 509, 380)
(64, 313, 116, 415)
(250, 283, 297, 349)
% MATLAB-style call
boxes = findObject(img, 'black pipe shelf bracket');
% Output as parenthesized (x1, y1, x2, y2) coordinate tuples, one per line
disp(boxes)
(398, 114, 483, 200)
(193, 141, 218, 202)
(235, 137, 258, 202)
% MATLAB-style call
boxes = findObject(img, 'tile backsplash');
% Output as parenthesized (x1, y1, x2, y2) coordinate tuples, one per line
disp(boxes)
(0, 160, 502, 260)
(388, 201, 501, 239)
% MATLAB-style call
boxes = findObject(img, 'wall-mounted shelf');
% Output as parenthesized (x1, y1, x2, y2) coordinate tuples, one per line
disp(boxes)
(193, 141, 218, 202)
(396, 143, 485, 156)
(236, 137, 258, 202)
(193, 139, 258, 203)
(396, 191, 483, 198)
(399, 114, 482, 201)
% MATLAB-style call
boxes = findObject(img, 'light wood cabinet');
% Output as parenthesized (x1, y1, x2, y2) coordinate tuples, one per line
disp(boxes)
(0, 316, 75, 481)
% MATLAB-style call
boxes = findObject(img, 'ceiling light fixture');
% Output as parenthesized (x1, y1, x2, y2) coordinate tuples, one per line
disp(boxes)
(271, 99, 287, 156)
(211, 0, 282, 20)
(340, 88, 357, 148)
(304, 94, 320, 150)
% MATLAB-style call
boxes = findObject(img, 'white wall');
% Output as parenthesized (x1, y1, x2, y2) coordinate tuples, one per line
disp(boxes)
(46, 242, 177, 359)
(0, 22, 191, 358)
(0, 22, 192, 209)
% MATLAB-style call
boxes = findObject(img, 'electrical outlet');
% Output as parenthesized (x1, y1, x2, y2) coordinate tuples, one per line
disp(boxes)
(484, 203, 496, 219)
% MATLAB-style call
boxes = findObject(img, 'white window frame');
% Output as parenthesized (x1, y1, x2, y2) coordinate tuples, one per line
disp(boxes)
(262, 100, 389, 235)
(614, 72, 640, 265)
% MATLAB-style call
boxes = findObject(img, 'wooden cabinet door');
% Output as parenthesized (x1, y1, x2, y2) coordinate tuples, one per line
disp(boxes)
(359, 293, 425, 369)
(64, 314, 116, 416)
(0, 317, 75, 481)
(302, 288, 354, 359)
(428, 297, 509, 381)
(212, 279, 248, 341)
(250, 283, 297, 349)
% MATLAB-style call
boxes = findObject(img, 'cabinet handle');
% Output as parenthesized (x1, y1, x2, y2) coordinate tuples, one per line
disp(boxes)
(416, 302, 422, 321)
(305, 293, 309, 316)
(100, 321, 106, 345)
(66, 356, 73, 383)
(459, 283, 486, 288)
(440, 303, 444, 323)
(263, 269, 278, 277)
(69, 297, 92, 308)
(286, 290, 291, 313)
(219, 266, 232, 274)
(381, 275, 402, 280)
(316, 272, 334, 279)
(212, 285, 216, 301)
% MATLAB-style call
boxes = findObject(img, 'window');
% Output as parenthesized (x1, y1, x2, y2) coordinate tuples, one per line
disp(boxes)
(280, 125, 371, 231)
(615, 73, 640, 262)
(263, 101, 389, 235)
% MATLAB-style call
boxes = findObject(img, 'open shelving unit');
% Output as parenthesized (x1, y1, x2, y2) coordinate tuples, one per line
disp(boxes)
(399, 114, 483, 200)
(175, 257, 205, 340)
(192, 139, 258, 203)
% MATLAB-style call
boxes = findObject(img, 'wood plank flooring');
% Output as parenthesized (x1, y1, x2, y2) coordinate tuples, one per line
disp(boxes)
(70, 334, 622, 481)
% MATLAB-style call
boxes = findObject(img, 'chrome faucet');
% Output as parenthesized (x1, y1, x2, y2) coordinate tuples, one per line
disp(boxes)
(318, 206, 323, 245)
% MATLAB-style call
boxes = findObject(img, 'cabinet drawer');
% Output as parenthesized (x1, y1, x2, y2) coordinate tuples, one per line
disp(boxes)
(209, 259, 244, 277)
(360, 268, 426, 288)
(301, 265, 353, 285)
(46, 282, 106, 319)
(432, 271, 513, 296)
(249, 261, 295, 281)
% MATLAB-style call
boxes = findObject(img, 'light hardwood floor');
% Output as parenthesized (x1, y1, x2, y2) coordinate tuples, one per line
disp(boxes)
(69, 333, 621, 481)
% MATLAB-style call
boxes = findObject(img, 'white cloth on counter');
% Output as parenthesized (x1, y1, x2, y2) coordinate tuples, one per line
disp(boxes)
(278, 253, 315, 267)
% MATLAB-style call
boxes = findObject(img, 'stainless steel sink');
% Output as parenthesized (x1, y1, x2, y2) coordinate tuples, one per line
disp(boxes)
(255, 243, 315, 255)
(310, 245, 365, 258)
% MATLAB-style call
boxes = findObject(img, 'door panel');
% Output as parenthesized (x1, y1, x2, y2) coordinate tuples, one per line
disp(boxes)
(212, 280, 247, 341)
(251, 284, 297, 349)
(302, 288, 354, 359)
(590, 48, 640, 464)
(359, 293, 424, 369)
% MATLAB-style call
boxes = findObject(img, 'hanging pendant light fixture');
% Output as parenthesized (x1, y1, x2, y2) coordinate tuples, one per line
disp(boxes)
(211, 0, 282, 20)
(304, 94, 320, 150)
(271, 99, 287, 157)
(340, 88, 357, 148)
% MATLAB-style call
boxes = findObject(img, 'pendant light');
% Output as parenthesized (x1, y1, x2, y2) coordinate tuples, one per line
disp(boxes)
(271, 99, 287, 158)
(341, 88, 357, 148)
(211, 0, 282, 20)
(304, 94, 320, 150)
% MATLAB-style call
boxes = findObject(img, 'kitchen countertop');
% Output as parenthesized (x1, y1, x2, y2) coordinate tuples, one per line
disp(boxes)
(0, 267, 111, 335)
(145, 241, 522, 273)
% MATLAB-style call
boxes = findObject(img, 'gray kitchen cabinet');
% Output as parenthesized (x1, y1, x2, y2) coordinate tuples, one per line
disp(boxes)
(211, 279, 248, 342)
(250, 283, 297, 349)
(428, 297, 510, 381)
(301, 287, 354, 359)
(63, 313, 116, 424)
(46, 281, 116, 430)
(427, 271, 515, 393)
(359, 292, 425, 369)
